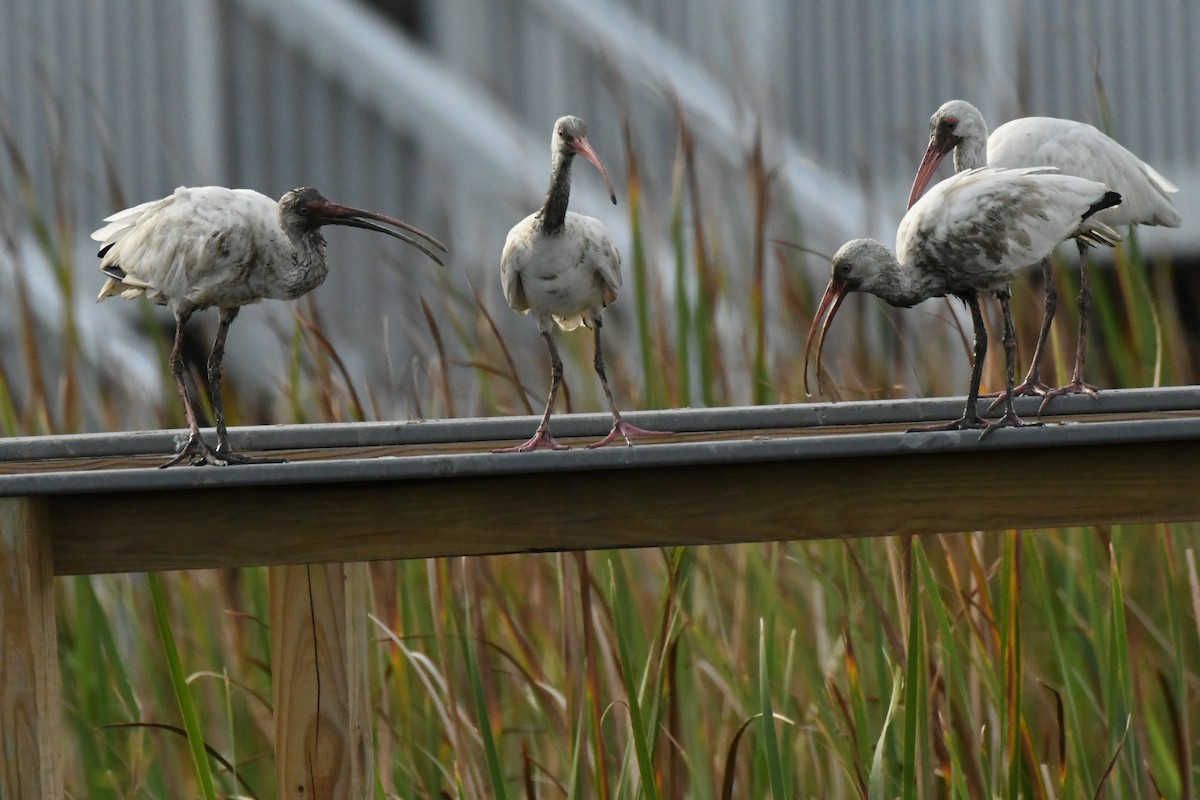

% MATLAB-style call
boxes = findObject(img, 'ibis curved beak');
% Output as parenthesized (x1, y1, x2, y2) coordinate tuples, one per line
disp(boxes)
(906, 134, 956, 209)
(572, 135, 617, 205)
(802, 277, 851, 397)
(316, 201, 448, 266)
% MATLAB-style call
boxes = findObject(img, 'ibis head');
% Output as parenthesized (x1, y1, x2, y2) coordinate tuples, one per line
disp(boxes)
(551, 116, 616, 205)
(278, 187, 447, 265)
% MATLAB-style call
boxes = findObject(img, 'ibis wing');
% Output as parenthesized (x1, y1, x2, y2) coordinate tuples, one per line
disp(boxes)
(901, 167, 1117, 292)
(500, 216, 534, 314)
(93, 187, 284, 305)
(989, 117, 1180, 227)
(570, 213, 621, 306)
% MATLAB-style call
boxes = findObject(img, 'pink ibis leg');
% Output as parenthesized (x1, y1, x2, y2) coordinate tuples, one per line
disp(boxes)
(160, 309, 222, 468)
(207, 308, 283, 465)
(586, 320, 670, 448)
(1040, 239, 1100, 411)
(492, 330, 571, 453)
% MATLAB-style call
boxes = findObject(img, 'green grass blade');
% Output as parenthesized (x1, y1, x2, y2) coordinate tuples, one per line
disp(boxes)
(623, 122, 660, 409)
(460, 590, 509, 800)
(1106, 534, 1139, 794)
(749, 136, 771, 405)
(758, 618, 788, 800)
(901, 549, 922, 800)
(611, 563, 660, 800)
(1002, 533, 1022, 800)
(147, 573, 218, 800)
(869, 666, 904, 800)
(670, 150, 692, 407)
(913, 542, 974, 799)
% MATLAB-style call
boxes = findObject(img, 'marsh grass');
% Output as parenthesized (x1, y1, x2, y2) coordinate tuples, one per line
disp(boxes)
(3, 94, 1198, 799)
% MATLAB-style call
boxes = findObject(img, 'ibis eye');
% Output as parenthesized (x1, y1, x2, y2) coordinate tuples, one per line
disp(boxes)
(299, 206, 309, 216)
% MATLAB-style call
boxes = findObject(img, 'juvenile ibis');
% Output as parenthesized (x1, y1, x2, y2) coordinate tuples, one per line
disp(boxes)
(909, 100, 1181, 404)
(806, 167, 1122, 435)
(495, 115, 667, 452)
(94, 185, 446, 467)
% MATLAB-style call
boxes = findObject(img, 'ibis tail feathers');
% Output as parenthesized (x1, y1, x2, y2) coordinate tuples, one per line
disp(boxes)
(1084, 190, 1123, 221)
(96, 264, 153, 302)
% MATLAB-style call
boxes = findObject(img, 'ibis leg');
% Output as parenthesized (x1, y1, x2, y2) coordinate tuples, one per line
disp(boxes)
(586, 319, 670, 448)
(910, 292, 989, 433)
(208, 308, 283, 465)
(492, 330, 571, 453)
(990, 257, 1055, 410)
(161, 310, 221, 468)
(1041, 240, 1100, 410)
(980, 290, 1038, 439)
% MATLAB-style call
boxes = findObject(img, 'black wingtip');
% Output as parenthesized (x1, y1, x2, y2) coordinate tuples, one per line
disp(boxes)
(1084, 190, 1122, 220)
(100, 264, 127, 281)
(97, 243, 115, 259)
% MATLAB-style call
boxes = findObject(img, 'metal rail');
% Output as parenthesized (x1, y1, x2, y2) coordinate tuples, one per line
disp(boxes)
(1, 386, 1195, 577)
(0, 386, 1198, 496)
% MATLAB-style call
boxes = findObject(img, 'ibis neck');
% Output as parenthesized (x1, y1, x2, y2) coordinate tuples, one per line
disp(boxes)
(871, 259, 939, 309)
(952, 130, 988, 173)
(538, 151, 574, 233)
(276, 229, 331, 300)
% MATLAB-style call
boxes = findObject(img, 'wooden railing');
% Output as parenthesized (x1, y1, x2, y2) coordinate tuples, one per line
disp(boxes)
(3, 387, 1199, 798)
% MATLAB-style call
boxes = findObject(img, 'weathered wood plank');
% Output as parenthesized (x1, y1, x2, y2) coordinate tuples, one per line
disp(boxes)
(49, 438, 1200, 575)
(0, 497, 63, 799)
(271, 563, 371, 800)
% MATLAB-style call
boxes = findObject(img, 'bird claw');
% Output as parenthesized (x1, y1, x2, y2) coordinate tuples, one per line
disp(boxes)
(908, 412, 1041, 440)
(491, 429, 571, 453)
(160, 434, 284, 467)
(1038, 381, 1100, 413)
(978, 413, 1042, 441)
(160, 433, 222, 468)
(586, 420, 672, 449)
(984, 379, 1052, 413)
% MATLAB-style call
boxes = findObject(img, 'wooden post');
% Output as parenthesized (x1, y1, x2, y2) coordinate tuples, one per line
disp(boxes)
(270, 562, 371, 800)
(0, 497, 63, 799)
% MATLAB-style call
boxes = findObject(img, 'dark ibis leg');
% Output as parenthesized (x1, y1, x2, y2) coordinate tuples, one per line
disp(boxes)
(980, 290, 1040, 439)
(910, 292, 989, 433)
(160, 309, 221, 468)
(586, 318, 671, 448)
(492, 329, 571, 453)
(1041, 240, 1100, 410)
(989, 256, 1055, 409)
(208, 307, 283, 465)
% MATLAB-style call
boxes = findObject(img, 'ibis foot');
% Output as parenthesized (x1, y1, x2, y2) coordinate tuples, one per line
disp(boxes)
(492, 428, 571, 453)
(1038, 380, 1099, 413)
(978, 412, 1041, 441)
(586, 419, 672, 449)
(985, 379, 1052, 413)
(160, 433, 223, 468)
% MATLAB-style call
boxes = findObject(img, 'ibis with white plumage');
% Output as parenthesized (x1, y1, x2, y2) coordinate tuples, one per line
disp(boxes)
(94, 185, 446, 467)
(495, 115, 668, 452)
(806, 166, 1122, 435)
(909, 100, 1181, 405)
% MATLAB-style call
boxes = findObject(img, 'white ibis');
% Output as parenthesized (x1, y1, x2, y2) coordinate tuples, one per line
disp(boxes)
(495, 115, 667, 452)
(909, 99, 1181, 405)
(94, 185, 447, 467)
(805, 167, 1121, 435)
